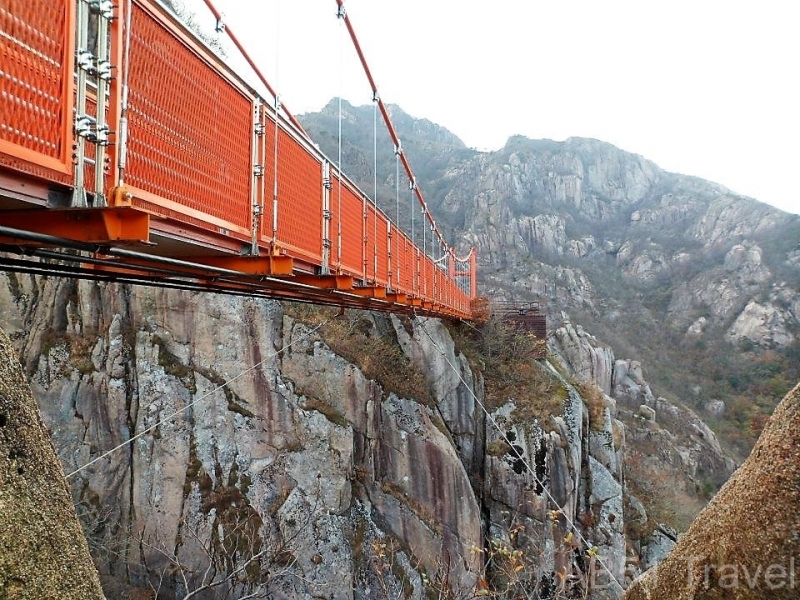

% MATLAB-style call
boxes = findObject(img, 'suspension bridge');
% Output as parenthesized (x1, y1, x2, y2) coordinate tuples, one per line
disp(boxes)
(0, 0, 477, 319)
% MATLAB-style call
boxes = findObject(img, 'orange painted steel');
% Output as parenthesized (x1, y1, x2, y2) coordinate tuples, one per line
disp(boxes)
(262, 116, 323, 263)
(0, 0, 477, 320)
(0, 0, 74, 184)
(330, 173, 367, 276)
(124, 0, 252, 240)
(0, 207, 150, 244)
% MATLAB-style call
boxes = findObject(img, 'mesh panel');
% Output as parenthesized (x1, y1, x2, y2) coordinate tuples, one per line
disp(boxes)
(125, 2, 251, 234)
(331, 177, 365, 277)
(0, 0, 71, 179)
(397, 236, 413, 293)
(374, 210, 389, 286)
(263, 123, 323, 262)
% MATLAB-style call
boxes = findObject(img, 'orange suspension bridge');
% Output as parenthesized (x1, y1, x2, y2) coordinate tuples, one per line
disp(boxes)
(0, 0, 478, 319)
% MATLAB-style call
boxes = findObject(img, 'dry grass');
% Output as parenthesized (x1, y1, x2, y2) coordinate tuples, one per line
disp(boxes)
(447, 318, 566, 429)
(623, 447, 706, 534)
(578, 381, 608, 431)
(284, 303, 434, 405)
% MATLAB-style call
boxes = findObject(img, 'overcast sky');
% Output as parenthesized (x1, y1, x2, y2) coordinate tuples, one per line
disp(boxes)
(181, 0, 799, 216)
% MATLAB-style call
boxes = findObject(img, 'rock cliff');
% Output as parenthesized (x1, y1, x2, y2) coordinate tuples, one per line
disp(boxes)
(301, 104, 800, 458)
(0, 271, 736, 599)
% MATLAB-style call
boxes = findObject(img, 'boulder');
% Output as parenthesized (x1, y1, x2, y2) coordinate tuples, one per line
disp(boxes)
(637, 405, 656, 422)
(0, 327, 104, 599)
(624, 382, 800, 599)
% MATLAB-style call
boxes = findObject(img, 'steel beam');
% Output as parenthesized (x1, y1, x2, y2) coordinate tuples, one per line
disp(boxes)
(0, 207, 150, 244)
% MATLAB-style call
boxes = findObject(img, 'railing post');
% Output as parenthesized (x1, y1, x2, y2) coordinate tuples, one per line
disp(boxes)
(387, 219, 393, 291)
(470, 248, 478, 299)
(72, 0, 114, 207)
(271, 96, 281, 245)
(72, 0, 91, 207)
(322, 161, 332, 275)
(362, 194, 368, 283)
(251, 99, 265, 255)
(92, 0, 113, 206)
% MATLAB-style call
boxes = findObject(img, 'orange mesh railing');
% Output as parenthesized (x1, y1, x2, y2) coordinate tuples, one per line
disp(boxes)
(0, 0, 73, 183)
(262, 120, 323, 263)
(371, 206, 389, 286)
(339, 176, 368, 277)
(398, 236, 414, 293)
(124, 1, 252, 238)
(0, 0, 476, 318)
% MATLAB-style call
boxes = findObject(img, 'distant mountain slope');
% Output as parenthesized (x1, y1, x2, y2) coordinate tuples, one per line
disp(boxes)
(299, 101, 800, 457)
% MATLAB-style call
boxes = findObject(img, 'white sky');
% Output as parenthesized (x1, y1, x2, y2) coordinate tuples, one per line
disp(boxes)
(180, 0, 800, 216)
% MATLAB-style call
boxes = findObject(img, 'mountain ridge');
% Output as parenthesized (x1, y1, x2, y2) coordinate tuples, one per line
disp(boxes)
(300, 99, 800, 458)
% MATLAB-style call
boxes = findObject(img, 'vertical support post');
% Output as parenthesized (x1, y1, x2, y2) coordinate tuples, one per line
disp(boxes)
(394, 145, 401, 289)
(470, 248, 478, 299)
(251, 99, 265, 256)
(422, 206, 426, 258)
(373, 217, 378, 283)
(115, 0, 132, 190)
(362, 194, 368, 283)
(336, 169, 342, 272)
(322, 161, 332, 275)
(432, 263, 437, 305)
(272, 96, 280, 245)
(92, 0, 113, 206)
(414, 247, 423, 296)
(372, 94, 378, 284)
(387, 220, 393, 291)
(410, 180, 415, 248)
(72, 0, 91, 207)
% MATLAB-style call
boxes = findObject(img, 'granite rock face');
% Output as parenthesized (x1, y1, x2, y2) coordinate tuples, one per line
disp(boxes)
(0, 269, 739, 599)
(0, 275, 487, 598)
(623, 383, 800, 600)
(0, 326, 104, 600)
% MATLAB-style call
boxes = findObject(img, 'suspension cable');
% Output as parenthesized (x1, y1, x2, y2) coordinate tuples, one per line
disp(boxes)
(336, 3, 345, 271)
(395, 146, 400, 229)
(395, 143, 400, 286)
(268, 0, 280, 243)
(198, 0, 308, 138)
(66, 314, 336, 479)
(416, 319, 625, 593)
(334, 0, 448, 253)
